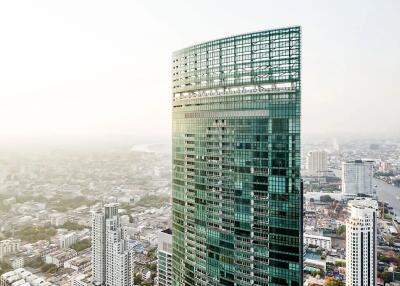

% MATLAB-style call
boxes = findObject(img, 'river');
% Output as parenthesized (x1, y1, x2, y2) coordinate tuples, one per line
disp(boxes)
(374, 178, 400, 217)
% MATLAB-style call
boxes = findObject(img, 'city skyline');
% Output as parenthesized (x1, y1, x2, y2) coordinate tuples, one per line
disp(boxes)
(0, 0, 399, 148)
(0, 1, 399, 285)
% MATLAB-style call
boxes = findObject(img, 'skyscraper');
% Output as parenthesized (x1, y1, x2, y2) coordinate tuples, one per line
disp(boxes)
(92, 203, 134, 286)
(172, 27, 302, 286)
(92, 211, 106, 285)
(306, 150, 328, 176)
(158, 229, 173, 286)
(342, 160, 374, 197)
(346, 198, 378, 286)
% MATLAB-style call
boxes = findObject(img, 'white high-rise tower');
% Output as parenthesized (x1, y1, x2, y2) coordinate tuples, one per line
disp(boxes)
(306, 150, 328, 176)
(342, 160, 374, 197)
(157, 229, 172, 286)
(92, 211, 106, 285)
(346, 198, 378, 286)
(92, 203, 134, 286)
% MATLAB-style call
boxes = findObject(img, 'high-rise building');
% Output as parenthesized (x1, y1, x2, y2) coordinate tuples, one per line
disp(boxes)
(332, 138, 340, 153)
(158, 229, 172, 286)
(172, 27, 302, 286)
(92, 211, 106, 285)
(346, 198, 378, 286)
(91, 203, 134, 286)
(342, 160, 374, 197)
(306, 151, 328, 176)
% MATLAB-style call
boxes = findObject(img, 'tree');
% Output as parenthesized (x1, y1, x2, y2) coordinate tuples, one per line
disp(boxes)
(147, 262, 157, 272)
(378, 255, 391, 263)
(335, 261, 346, 267)
(320, 195, 334, 203)
(25, 256, 45, 268)
(40, 263, 58, 273)
(134, 274, 142, 285)
(60, 221, 85, 231)
(16, 226, 57, 242)
(380, 271, 393, 283)
(0, 261, 12, 275)
(325, 277, 344, 286)
(337, 225, 346, 237)
(70, 239, 91, 252)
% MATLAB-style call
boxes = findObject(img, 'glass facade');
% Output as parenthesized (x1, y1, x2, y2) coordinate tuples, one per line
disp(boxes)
(172, 27, 302, 286)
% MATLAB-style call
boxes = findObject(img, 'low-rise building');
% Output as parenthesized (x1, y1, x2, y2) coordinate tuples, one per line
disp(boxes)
(64, 256, 91, 272)
(304, 232, 332, 251)
(71, 273, 92, 286)
(0, 268, 53, 286)
(45, 249, 77, 268)
(0, 239, 21, 259)
(10, 257, 24, 269)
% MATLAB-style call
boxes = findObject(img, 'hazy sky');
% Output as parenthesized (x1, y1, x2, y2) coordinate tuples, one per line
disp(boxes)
(0, 0, 399, 146)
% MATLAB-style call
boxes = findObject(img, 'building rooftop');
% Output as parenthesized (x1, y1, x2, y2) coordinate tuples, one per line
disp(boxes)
(161, 228, 172, 235)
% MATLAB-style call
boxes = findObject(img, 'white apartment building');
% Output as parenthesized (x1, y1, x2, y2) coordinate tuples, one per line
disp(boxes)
(92, 204, 134, 286)
(92, 211, 105, 286)
(0, 239, 21, 260)
(157, 229, 172, 286)
(49, 214, 66, 227)
(59, 232, 78, 249)
(306, 150, 328, 176)
(342, 160, 374, 197)
(304, 233, 332, 251)
(346, 198, 378, 286)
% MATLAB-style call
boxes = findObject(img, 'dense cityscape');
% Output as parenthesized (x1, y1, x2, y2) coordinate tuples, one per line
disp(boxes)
(1, 135, 400, 286)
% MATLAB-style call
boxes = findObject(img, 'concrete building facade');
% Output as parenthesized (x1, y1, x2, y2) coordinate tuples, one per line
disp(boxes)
(304, 233, 332, 251)
(306, 151, 328, 176)
(158, 229, 172, 286)
(346, 198, 378, 286)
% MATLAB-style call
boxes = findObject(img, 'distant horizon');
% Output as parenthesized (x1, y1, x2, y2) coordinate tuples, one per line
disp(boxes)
(0, 131, 398, 153)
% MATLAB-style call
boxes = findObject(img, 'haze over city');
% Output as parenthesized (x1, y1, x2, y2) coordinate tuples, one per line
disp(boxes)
(0, 0, 399, 149)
